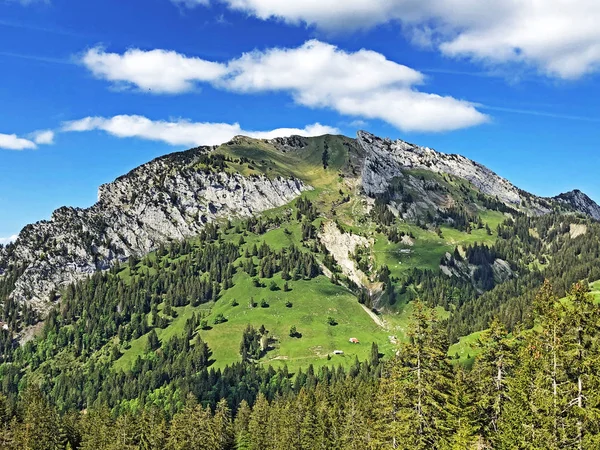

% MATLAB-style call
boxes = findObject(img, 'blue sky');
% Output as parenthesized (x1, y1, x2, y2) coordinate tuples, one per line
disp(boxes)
(1, 0, 600, 242)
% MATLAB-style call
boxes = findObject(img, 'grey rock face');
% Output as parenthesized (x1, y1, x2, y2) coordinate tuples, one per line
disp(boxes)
(357, 131, 553, 215)
(0, 147, 309, 312)
(553, 190, 600, 221)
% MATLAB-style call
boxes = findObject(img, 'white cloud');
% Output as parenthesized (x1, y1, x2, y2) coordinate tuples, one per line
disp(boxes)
(0, 133, 37, 150)
(179, 0, 600, 79)
(0, 129, 56, 150)
(0, 235, 18, 246)
(31, 130, 55, 145)
(62, 115, 339, 146)
(347, 119, 368, 128)
(222, 40, 487, 132)
(82, 47, 227, 94)
(81, 41, 488, 132)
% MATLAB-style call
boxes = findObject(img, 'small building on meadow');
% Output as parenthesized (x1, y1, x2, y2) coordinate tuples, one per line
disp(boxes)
(333, 350, 344, 355)
(349, 338, 359, 344)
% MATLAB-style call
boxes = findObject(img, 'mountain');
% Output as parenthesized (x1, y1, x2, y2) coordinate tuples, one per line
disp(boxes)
(1, 130, 598, 315)
(3, 130, 600, 443)
(0, 149, 307, 312)
(553, 189, 600, 220)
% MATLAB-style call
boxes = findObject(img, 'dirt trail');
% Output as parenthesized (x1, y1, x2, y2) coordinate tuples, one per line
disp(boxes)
(361, 304, 387, 329)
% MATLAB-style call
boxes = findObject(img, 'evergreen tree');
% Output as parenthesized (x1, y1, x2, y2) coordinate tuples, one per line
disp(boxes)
(211, 399, 234, 450)
(234, 400, 252, 450)
(248, 393, 271, 450)
(472, 318, 514, 444)
(146, 329, 160, 352)
(388, 301, 453, 449)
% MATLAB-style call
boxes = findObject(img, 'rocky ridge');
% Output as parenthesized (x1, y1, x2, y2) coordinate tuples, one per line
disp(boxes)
(1, 130, 599, 314)
(357, 131, 585, 217)
(553, 189, 600, 221)
(0, 148, 308, 311)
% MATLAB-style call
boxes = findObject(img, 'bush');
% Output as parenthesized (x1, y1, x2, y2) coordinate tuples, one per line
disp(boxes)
(260, 299, 269, 308)
(327, 316, 338, 326)
(213, 313, 227, 324)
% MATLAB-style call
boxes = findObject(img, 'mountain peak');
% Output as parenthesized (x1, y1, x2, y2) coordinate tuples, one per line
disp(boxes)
(554, 189, 600, 220)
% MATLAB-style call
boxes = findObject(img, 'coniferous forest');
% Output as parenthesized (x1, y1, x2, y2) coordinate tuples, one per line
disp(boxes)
(2, 283, 600, 449)
(3, 196, 600, 448)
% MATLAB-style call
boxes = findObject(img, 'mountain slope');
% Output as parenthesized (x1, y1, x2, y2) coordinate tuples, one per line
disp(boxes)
(553, 189, 600, 220)
(1, 130, 598, 318)
(0, 151, 308, 311)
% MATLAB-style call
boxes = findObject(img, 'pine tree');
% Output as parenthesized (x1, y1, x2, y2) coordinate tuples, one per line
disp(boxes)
(387, 300, 453, 449)
(211, 399, 234, 450)
(167, 396, 214, 450)
(139, 407, 167, 450)
(80, 405, 117, 450)
(146, 329, 160, 352)
(447, 367, 480, 449)
(16, 385, 62, 450)
(233, 400, 252, 450)
(472, 318, 514, 443)
(562, 282, 600, 449)
(248, 393, 271, 450)
(373, 356, 404, 448)
(505, 280, 567, 449)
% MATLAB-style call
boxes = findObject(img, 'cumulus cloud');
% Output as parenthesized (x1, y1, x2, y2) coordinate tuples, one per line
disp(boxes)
(82, 47, 227, 94)
(62, 115, 339, 146)
(81, 41, 488, 132)
(222, 41, 486, 132)
(0, 129, 56, 150)
(0, 133, 37, 150)
(0, 235, 18, 246)
(173, 0, 600, 79)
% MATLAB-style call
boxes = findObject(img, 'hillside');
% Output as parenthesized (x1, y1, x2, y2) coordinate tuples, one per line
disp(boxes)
(1, 131, 600, 366)
(3, 130, 600, 448)
(1, 131, 596, 317)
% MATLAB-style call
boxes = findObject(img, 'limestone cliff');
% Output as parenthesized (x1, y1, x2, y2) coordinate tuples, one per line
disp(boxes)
(0, 147, 308, 311)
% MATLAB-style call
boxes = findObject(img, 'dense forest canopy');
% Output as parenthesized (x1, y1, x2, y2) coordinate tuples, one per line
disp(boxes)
(2, 284, 600, 449)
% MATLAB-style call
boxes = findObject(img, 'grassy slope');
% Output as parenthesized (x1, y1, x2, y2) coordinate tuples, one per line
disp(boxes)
(199, 274, 392, 372)
(113, 136, 515, 373)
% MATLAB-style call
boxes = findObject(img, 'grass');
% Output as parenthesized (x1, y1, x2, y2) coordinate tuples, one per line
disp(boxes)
(115, 273, 393, 373)
(198, 274, 393, 372)
(370, 210, 503, 291)
(448, 331, 484, 368)
(111, 137, 518, 374)
(114, 302, 213, 372)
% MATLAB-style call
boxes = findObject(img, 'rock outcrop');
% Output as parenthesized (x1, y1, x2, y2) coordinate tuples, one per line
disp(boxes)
(553, 189, 600, 221)
(318, 221, 371, 287)
(0, 147, 308, 311)
(357, 131, 555, 215)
